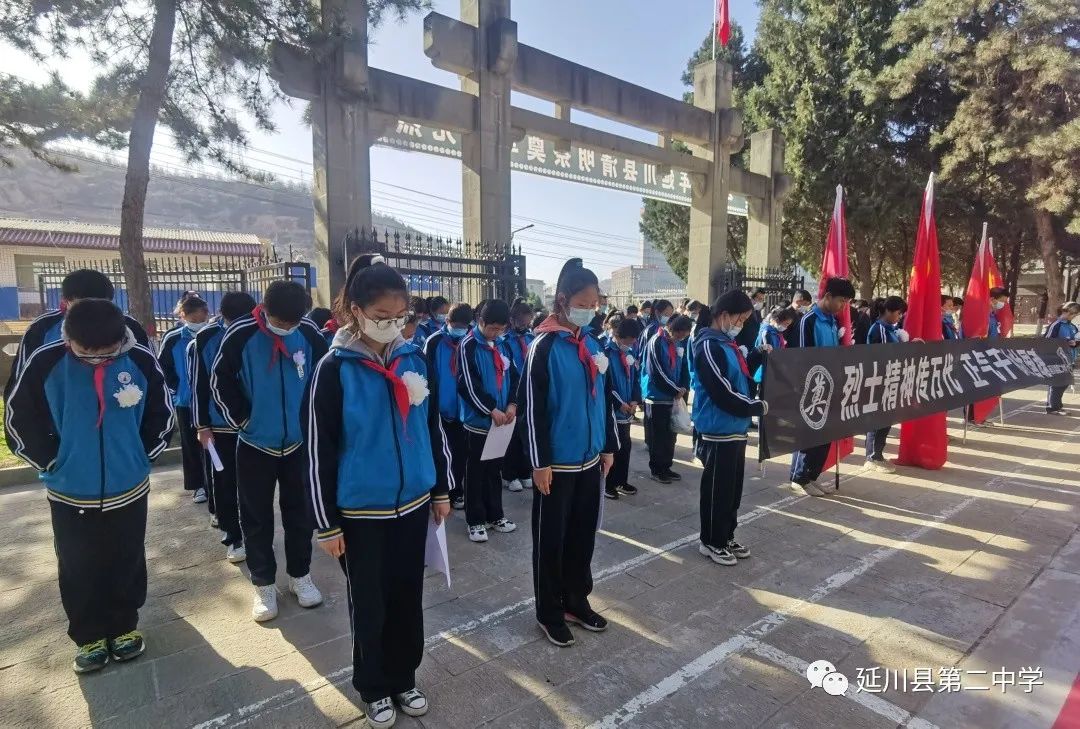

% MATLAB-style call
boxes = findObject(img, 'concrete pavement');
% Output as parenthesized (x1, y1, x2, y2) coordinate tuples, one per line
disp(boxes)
(0, 386, 1078, 728)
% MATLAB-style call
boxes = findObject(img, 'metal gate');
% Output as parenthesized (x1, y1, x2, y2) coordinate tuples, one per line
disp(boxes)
(713, 263, 805, 309)
(344, 229, 527, 304)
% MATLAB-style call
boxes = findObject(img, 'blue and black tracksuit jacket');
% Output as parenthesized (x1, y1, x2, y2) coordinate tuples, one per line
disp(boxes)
(797, 305, 841, 349)
(457, 326, 518, 434)
(424, 326, 468, 422)
(691, 328, 766, 441)
(210, 312, 328, 456)
(519, 327, 619, 472)
(303, 332, 452, 541)
(604, 340, 641, 425)
(158, 324, 198, 409)
(866, 319, 900, 345)
(1045, 319, 1079, 364)
(641, 329, 689, 404)
(4, 333, 174, 510)
(191, 320, 234, 432)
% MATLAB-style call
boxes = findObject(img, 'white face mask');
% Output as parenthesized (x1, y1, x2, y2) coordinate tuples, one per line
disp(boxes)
(753, 301, 764, 311)
(568, 307, 594, 328)
(267, 322, 298, 337)
(362, 316, 401, 343)
(776, 325, 788, 333)
(185, 321, 207, 333)
(726, 325, 743, 338)
(992, 301, 1005, 311)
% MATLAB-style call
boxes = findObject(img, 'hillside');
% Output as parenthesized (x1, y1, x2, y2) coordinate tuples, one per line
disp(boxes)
(0, 149, 420, 260)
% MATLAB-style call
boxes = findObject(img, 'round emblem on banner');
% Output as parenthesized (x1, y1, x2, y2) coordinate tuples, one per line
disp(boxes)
(117, 371, 132, 385)
(799, 365, 834, 431)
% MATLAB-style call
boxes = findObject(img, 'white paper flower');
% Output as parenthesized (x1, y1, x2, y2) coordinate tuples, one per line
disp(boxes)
(739, 345, 749, 358)
(500, 353, 511, 370)
(837, 326, 846, 339)
(113, 383, 143, 408)
(292, 351, 306, 367)
(400, 370, 430, 406)
(897, 329, 911, 343)
(625, 354, 636, 367)
(677, 346, 685, 358)
(593, 352, 609, 375)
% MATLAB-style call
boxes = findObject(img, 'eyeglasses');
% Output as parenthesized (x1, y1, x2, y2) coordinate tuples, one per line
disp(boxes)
(364, 311, 413, 330)
(73, 349, 121, 364)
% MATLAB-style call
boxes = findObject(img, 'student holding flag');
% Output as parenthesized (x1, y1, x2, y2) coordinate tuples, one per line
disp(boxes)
(521, 258, 619, 648)
(304, 254, 452, 728)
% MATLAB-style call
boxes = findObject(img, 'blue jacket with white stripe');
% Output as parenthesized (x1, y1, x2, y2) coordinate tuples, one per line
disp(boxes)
(191, 320, 234, 431)
(158, 324, 198, 408)
(641, 329, 688, 404)
(1045, 319, 1079, 363)
(423, 326, 469, 422)
(691, 328, 766, 440)
(866, 319, 900, 345)
(604, 339, 641, 424)
(457, 327, 518, 433)
(4, 332, 174, 509)
(796, 305, 841, 349)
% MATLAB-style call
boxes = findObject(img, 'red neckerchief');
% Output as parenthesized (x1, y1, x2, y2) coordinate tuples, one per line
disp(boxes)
(515, 332, 528, 362)
(485, 339, 505, 390)
(251, 305, 290, 371)
(443, 335, 460, 376)
(660, 329, 676, 370)
(725, 340, 751, 377)
(323, 318, 340, 334)
(535, 315, 598, 397)
(617, 347, 631, 379)
(360, 357, 410, 426)
(92, 360, 112, 428)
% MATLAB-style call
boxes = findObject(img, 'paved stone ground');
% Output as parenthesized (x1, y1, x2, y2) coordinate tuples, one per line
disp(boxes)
(2, 385, 1079, 729)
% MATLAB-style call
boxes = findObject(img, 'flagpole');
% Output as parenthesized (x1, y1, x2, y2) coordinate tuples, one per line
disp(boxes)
(712, 0, 718, 60)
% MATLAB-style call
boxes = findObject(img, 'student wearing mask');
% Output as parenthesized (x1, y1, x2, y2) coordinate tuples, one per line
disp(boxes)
(989, 288, 1009, 337)
(604, 319, 642, 499)
(305, 254, 452, 728)
(942, 295, 962, 340)
(625, 304, 640, 321)
(421, 296, 450, 339)
(458, 299, 518, 542)
(5, 269, 150, 397)
(1044, 302, 1080, 415)
(521, 258, 619, 647)
(409, 296, 429, 342)
(735, 288, 767, 352)
(782, 289, 813, 349)
(191, 291, 257, 562)
(642, 313, 692, 484)
(789, 277, 856, 496)
(502, 298, 536, 492)
(5, 299, 173, 673)
(864, 296, 909, 472)
(753, 307, 798, 385)
(159, 295, 211, 503)
(211, 281, 328, 622)
(692, 291, 768, 566)
(308, 307, 333, 331)
(424, 303, 474, 509)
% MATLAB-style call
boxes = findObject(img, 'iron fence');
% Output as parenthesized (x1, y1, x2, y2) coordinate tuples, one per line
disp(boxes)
(36, 256, 312, 335)
(344, 229, 527, 304)
(714, 263, 805, 309)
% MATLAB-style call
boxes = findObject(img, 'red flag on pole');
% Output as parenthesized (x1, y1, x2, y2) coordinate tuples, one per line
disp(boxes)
(716, 0, 731, 47)
(964, 227, 1011, 423)
(820, 185, 854, 470)
(898, 173, 948, 469)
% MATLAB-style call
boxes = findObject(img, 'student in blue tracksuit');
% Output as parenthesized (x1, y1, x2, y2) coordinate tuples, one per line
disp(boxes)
(604, 318, 642, 500)
(4, 269, 150, 399)
(211, 280, 328, 623)
(420, 296, 449, 340)
(942, 295, 962, 340)
(191, 291, 257, 562)
(1044, 302, 1080, 415)
(457, 299, 518, 542)
(521, 258, 620, 648)
(691, 291, 768, 566)
(865, 296, 908, 472)
(501, 298, 536, 492)
(5, 299, 173, 673)
(308, 307, 333, 332)
(158, 295, 210, 502)
(753, 307, 798, 385)
(635, 298, 673, 358)
(789, 277, 856, 496)
(424, 302, 473, 509)
(642, 313, 692, 483)
(988, 287, 1009, 337)
(305, 254, 452, 728)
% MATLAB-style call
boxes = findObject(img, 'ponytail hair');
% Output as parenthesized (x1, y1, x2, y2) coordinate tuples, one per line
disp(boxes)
(554, 258, 599, 314)
(333, 253, 408, 329)
(509, 296, 533, 319)
(700, 289, 753, 330)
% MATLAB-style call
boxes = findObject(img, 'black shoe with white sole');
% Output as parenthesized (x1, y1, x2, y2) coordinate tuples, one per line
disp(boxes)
(650, 472, 672, 484)
(565, 608, 608, 632)
(727, 539, 751, 559)
(617, 483, 638, 496)
(365, 697, 396, 728)
(394, 688, 429, 717)
(604, 487, 619, 500)
(698, 542, 737, 566)
(538, 621, 575, 647)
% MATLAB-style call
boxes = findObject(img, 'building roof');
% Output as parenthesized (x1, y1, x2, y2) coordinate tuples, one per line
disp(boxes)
(0, 217, 266, 257)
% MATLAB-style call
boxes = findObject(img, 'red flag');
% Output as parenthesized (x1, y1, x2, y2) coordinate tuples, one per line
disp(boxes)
(898, 174, 948, 469)
(964, 227, 1010, 423)
(820, 185, 854, 470)
(716, 0, 731, 47)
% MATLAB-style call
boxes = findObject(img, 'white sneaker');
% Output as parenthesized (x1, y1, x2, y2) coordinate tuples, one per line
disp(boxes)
(1049, 409, 1070, 416)
(209, 514, 219, 528)
(192, 488, 207, 504)
(468, 525, 489, 542)
(252, 584, 278, 622)
(521, 478, 533, 489)
(365, 697, 397, 728)
(226, 544, 247, 563)
(394, 688, 429, 717)
(289, 574, 323, 608)
(792, 480, 825, 497)
(488, 518, 517, 533)
(817, 479, 839, 494)
(866, 459, 896, 474)
(506, 479, 523, 492)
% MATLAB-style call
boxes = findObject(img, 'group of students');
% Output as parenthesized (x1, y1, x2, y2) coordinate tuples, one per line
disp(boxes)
(7, 258, 1078, 729)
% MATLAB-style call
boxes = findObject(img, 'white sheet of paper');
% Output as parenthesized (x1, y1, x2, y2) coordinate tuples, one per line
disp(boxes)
(425, 516, 451, 588)
(206, 441, 225, 472)
(480, 421, 516, 461)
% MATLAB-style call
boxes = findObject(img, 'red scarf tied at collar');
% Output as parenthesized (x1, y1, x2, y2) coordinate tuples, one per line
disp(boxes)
(617, 348, 632, 379)
(443, 335, 460, 376)
(660, 329, 677, 370)
(92, 360, 113, 428)
(535, 316, 597, 396)
(252, 304, 291, 371)
(487, 340, 505, 390)
(323, 318, 340, 334)
(361, 357, 410, 427)
(725, 340, 751, 377)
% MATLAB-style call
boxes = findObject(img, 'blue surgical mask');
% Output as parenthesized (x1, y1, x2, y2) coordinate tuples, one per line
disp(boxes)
(448, 326, 468, 338)
(434, 313, 447, 324)
(267, 322, 298, 337)
(568, 307, 594, 328)
(659, 315, 670, 325)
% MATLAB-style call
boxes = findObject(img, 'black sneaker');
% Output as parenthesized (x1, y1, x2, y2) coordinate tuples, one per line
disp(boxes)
(565, 608, 608, 633)
(663, 470, 682, 482)
(538, 620, 575, 647)
(698, 542, 737, 566)
(604, 487, 620, 500)
(109, 630, 146, 662)
(727, 539, 751, 559)
(72, 639, 109, 674)
(616, 483, 638, 496)
(451, 496, 465, 510)
(650, 472, 672, 484)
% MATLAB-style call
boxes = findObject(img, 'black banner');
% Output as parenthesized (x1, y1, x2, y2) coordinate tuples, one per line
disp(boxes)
(760, 337, 1074, 459)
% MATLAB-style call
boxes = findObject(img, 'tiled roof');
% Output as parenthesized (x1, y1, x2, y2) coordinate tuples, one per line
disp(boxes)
(0, 217, 266, 257)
